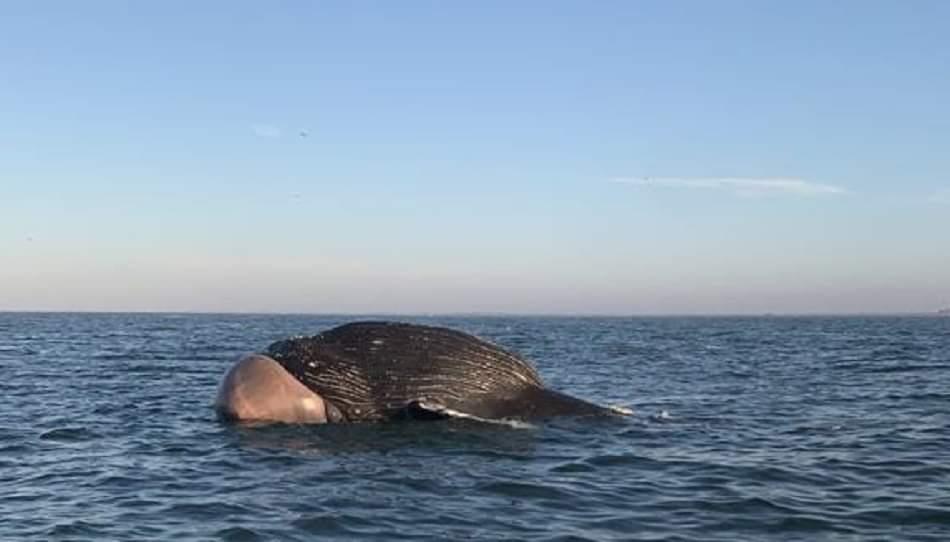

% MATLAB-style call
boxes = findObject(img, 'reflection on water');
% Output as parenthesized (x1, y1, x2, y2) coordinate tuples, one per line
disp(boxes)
(229, 418, 543, 456)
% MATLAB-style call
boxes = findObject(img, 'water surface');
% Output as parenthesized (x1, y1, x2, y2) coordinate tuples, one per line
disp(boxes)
(2, 313, 948, 540)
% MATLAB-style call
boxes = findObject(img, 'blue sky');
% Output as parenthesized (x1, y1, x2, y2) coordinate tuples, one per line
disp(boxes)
(2, 1, 948, 314)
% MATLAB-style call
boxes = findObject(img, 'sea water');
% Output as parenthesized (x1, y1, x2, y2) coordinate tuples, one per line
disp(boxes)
(2, 313, 948, 540)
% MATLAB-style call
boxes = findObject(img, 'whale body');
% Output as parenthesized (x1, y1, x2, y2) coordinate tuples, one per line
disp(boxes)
(215, 321, 613, 424)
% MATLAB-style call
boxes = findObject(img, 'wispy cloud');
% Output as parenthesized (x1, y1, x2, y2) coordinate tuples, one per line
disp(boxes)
(251, 124, 282, 138)
(610, 177, 848, 197)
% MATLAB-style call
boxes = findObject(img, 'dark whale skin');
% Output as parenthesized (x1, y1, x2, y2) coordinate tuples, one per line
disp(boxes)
(264, 321, 611, 422)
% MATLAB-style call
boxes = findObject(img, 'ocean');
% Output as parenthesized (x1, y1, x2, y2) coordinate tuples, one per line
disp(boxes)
(2, 313, 948, 541)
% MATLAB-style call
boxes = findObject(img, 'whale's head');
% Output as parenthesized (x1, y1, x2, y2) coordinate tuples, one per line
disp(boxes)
(215, 354, 329, 424)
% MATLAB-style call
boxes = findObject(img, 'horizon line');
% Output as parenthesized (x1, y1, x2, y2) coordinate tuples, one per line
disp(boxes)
(1, 308, 946, 318)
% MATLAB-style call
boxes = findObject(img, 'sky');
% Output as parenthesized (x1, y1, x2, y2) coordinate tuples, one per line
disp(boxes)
(2, 1, 949, 314)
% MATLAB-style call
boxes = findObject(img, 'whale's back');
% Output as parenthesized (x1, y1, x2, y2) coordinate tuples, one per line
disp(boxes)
(265, 321, 560, 421)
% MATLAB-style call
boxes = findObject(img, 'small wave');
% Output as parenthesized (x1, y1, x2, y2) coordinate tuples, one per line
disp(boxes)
(45, 520, 109, 538)
(161, 501, 252, 519)
(216, 526, 265, 542)
(479, 480, 571, 501)
(292, 514, 374, 536)
(3, 489, 50, 503)
(115, 497, 162, 510)
(549, 461, 596, 474)
(843, 505, 950, 527)
(92, 353, 133, 361)
(863, 364, 949, 374)
(38, 427, 100, 442)
(0, 442, 32, 454)
(585, 453, 643, 468)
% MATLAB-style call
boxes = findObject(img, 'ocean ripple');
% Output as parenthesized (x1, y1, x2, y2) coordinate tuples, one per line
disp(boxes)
(2, 314, 949, 540)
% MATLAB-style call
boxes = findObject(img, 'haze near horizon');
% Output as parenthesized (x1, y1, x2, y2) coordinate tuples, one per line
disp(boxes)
(2, 1, 949, 314)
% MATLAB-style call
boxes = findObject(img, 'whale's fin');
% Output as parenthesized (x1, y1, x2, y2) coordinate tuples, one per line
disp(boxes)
(402, 399, 538, 429)
(403, 399, 454, 420)
(401, 398, 498, 422)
